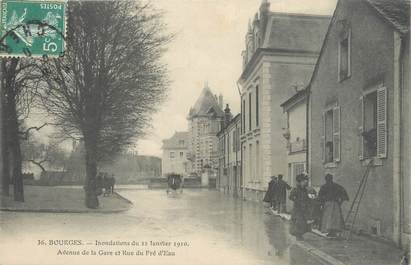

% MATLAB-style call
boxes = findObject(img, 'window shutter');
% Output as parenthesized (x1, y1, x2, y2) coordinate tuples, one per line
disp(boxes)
(321, 112, 326, 163)
(377, 87, 387, 158)
(359, 96, 364, 160)
(333, 106, 341, 162)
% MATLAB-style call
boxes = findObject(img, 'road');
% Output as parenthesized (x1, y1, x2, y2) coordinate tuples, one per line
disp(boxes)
(0, 188, 328, 265)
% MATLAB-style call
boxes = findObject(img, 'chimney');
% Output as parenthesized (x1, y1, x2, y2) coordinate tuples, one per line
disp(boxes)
(259, 0, 270, 40)
(218, 94, 223, 109)
(224, 104, 233, 126)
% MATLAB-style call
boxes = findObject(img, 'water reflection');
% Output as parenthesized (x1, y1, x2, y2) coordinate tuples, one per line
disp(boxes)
(263, 215, 289, 258)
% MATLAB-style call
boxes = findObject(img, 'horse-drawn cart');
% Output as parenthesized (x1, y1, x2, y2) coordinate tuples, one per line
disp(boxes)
(166, 173, 183, 194)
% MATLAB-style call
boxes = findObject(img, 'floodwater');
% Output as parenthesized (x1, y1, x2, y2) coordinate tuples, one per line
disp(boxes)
(0, 188, 327, 265)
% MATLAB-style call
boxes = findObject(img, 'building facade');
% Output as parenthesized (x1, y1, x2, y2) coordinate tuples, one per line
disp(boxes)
(162, 132, 190, 176)
(238, 0, 330, 201)
(217, 112, 242, 197)
(308, 0, 409, 247)
(188, 84, 225, 179)
(280, 89, 307, 203)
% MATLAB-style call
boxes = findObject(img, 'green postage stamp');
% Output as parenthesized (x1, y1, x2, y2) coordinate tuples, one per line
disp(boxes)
(0, 0, 66, 57)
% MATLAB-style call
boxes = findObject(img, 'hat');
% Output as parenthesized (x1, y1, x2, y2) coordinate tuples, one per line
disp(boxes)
(325, 173, 333, 181)
(296, 174, 308, 183)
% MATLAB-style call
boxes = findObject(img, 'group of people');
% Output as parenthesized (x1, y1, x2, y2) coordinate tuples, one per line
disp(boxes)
(263, 174, 291, 213)
(265, 173, 349, 241)
(96, 172, 116, 196)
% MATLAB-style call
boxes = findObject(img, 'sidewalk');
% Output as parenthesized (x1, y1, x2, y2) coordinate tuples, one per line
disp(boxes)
(269, 208, 405, 265)
(1, 185, 132, 213)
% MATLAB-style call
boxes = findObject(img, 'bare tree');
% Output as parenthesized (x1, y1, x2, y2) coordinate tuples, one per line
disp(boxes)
(22, 138, 68, 174)
(1, 58, 40, 201)
(39, 1, 171, 208)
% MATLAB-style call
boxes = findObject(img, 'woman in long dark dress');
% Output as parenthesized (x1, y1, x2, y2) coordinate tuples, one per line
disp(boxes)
(289, 174, 312, 241)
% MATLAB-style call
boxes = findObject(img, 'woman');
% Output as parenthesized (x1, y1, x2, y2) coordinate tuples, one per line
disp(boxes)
(289, 174, 312, 241)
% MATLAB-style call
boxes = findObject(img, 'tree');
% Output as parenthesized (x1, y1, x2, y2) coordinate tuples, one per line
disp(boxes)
(22, 137, 68, 174)
(39, 1, 170, 208)
(1, 58, 40, 201)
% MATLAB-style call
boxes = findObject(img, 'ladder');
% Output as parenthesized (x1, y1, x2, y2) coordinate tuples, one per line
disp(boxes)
(342, 159, 373, 240)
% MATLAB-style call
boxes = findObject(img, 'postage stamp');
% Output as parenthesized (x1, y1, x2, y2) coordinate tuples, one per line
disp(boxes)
(0, 0, 66, 57)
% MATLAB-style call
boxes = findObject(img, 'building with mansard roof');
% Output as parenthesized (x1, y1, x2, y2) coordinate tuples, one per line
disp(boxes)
(238, 0, 330, 201)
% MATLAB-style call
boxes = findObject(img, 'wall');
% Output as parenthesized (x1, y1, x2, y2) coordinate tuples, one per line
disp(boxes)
(189, 116, 222, 175)
(241, 53, 317, 201)
(162, 148, 188, 176)
(400, 32, 410, 247)
(267, 58, 315, 185)
(309, 0, 396, 240)
(288, 102, 306, 143)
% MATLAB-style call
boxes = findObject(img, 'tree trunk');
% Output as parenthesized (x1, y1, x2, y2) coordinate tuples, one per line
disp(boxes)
(0, 64, 10, 196)
(7, 92, 23, 202)
(84, 136, 99, 209)
(4, 60, 24, 202)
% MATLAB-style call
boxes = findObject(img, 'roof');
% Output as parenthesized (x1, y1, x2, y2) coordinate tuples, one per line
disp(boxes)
(240, 12, 331, 82)
(162, 132, 189, 150)
(217, 114, 241, 137)
(365, 0, 410, 33)
(280, 89, 307, 112)
(307, 0, 410, 91)
(264, 12, 331, 52)
(188, 86, 224, 119)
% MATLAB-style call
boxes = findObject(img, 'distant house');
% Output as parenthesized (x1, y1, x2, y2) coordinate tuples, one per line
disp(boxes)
(308, 0, 409, 247)
(217, 108, 241, 197)
(162, 131, 190, 177)
(280, 89, 307, 190)
(238, 0, 330, 201)
(187, 84, 225, 177)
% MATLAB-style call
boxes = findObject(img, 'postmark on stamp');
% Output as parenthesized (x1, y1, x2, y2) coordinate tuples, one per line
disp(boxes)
(0, 0, 66, 57)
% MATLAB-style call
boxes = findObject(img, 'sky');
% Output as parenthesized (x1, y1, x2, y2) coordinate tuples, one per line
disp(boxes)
(27, 0, 338, 157)
(135, 0, 338, 157)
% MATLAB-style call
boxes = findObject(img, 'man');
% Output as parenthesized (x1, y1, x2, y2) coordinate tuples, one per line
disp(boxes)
(275, 174, 291, 213)
(289, 174, 312, 241)
(263, 176, 277, 209)
(318, 174, 349, 238)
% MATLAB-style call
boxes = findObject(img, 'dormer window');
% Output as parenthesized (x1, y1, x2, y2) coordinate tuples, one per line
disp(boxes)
(338, 22, 351, 81)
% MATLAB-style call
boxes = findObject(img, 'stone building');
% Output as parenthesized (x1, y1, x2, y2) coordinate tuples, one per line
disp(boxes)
(280, 88, 307, 196)
(161, 131, 190, 177)
(217, 108, 241, 197)
(238, 0, 330, 201)
(308, 0, 409, 247)
(187, 84, 225, 180)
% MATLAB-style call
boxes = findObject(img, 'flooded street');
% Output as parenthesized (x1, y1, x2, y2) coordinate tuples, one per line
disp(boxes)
(0, 189, 327, 265)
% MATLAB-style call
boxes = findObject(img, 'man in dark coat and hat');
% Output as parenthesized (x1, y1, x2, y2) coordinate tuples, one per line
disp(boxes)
(263, 176, 278, 209)
(275, 174, 291, 213)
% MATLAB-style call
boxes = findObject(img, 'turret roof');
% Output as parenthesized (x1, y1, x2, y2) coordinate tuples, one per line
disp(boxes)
(188, 86, 224, 119)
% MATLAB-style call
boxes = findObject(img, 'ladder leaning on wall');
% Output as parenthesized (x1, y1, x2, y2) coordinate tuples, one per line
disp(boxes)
(342, 159, 374, 240)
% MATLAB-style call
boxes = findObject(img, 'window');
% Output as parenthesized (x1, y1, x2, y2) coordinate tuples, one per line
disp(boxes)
(170, 152, 175, 159)
(180, 152, 184, 158)
(338, 27, 351, 81)
(242, 99, 246, 134)
(359, 87, 387, 159)
(362, 91, 377, 158)
(232, 131, 236, 152)
(249, 93, 252, 131)
(321, 105, 341, 164)
(256, 85, 259, 127)
(227, 133, 230, 155)
(178, 140, 185, 146)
